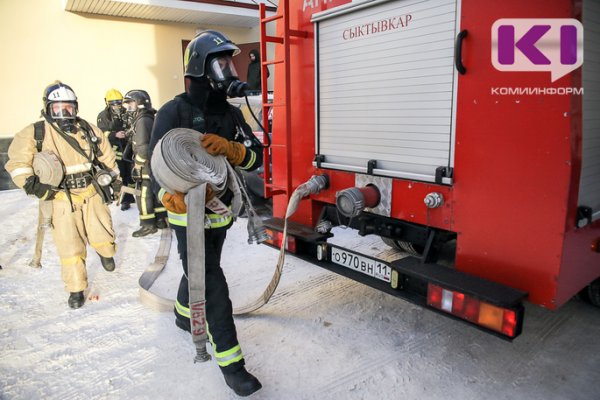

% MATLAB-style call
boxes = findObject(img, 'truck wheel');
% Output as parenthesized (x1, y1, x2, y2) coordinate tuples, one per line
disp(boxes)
(382, 237, 424, 256)
(586, 278, 600, 307)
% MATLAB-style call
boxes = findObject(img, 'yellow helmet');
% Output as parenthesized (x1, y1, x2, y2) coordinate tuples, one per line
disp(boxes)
(104, 89, 123, 106)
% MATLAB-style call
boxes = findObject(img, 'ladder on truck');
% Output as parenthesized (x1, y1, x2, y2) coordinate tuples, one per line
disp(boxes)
(259, 1, 306, 199)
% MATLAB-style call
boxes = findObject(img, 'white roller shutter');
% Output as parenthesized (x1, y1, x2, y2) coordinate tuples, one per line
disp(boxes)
(313, 0, 460, 183)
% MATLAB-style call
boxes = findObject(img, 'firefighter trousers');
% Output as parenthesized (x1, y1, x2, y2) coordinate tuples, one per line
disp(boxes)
(117, 158, 135, 204)
(172, 224, 245, 374)
(51, 189, 116, 293)
(136, 178, 166, 226)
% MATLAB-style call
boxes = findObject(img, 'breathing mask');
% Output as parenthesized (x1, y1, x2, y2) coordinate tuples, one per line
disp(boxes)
(49, 101, 77, 133)
(206, 55, 248, 98)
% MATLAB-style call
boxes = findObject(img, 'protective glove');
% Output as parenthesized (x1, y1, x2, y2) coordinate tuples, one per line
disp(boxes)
(161, 191, 187, 214)
(23, 175, 56, 200)
(201, 133, 247, 166)
(110, 179, 123, 201)
(161, 186, 216, 214)
(131, 167, 142, 182)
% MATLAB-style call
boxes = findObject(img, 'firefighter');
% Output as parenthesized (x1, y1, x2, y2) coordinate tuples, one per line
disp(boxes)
(6, 81, 122, 309)
(148, 30, 263, 397)
(97, 89, 135, 210)
(123, 90, 167, 237)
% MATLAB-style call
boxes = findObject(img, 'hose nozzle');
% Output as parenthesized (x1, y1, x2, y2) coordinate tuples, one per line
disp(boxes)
(194, 347, 211, 363)
(247, 210, 270, 244)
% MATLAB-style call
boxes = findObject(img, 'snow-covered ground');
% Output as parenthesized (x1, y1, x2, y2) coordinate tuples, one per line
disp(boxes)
(1, 189, 600, 400)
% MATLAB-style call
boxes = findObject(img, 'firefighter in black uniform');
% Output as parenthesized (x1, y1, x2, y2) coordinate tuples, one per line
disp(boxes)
(124, 90, 167, 237)
(148, 30, 263, 397)
(97, 89, 134, 210)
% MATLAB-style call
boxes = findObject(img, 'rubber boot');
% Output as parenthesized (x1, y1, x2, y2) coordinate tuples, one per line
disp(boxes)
(132, 225, 158, 237)
(156, 219, 168, 229)
(174, 309, 191, 333)
(68, 291, 85, 309)
(175, 318, 190, 333)
(100, 256, 116, 272)
(223, 367, 262, 397)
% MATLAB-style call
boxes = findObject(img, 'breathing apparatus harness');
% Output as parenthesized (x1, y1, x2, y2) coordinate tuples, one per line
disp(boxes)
(39, 113, 117, 210)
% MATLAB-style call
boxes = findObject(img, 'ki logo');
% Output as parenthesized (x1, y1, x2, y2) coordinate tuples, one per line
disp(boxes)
(491, 19, 584, 82)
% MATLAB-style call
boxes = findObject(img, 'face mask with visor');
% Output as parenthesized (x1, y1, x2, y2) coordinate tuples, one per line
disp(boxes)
(206, 55, 248, 98)
(49, 101, 77, 133)
(108, 100, 123, 115)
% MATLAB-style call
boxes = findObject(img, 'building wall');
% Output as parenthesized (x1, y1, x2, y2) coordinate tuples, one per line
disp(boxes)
(0, 0, 265, 138)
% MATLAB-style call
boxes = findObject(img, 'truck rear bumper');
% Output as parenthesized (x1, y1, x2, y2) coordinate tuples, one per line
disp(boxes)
(263, 217, 527, 339)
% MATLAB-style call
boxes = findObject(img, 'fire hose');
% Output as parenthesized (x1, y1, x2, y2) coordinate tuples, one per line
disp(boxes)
(151, 128, 242, 362)
(147, 128, 328, 362)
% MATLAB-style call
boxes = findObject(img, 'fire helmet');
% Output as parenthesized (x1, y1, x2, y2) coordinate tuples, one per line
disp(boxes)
(42, 81, 78, 119)
(184, 30, 240, 78)
(123, 90, 153, 112)
(105, 89, 123, 106)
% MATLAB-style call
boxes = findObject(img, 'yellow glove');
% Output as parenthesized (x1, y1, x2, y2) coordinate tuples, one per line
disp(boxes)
(201, 133, 246, 166)
(161, 191, 187, 214)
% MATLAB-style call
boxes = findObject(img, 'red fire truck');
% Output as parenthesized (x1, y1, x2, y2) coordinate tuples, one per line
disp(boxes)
(254, 0, 600, 339)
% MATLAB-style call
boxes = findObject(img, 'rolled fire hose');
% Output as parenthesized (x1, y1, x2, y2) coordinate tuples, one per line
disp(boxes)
(29, 151, 64, 268)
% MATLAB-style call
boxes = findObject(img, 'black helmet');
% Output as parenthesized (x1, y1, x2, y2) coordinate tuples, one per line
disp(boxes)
(184, 30, 240, 78)
(123, 90, 153, 112)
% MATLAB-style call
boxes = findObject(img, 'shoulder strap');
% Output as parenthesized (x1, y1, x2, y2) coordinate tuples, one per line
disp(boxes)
(33, 121, 45, 152)
(77, 118, 104, 159)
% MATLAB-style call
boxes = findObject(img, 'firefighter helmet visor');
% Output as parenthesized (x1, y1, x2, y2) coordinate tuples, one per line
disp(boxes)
(207, 55, 240, 81)
(49, 102, 77, 120)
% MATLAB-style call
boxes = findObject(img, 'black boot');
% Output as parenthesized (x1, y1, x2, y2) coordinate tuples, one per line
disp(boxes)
(156, 219, 168, 229)
(223, 367, 262, 397)
(132, 225, 158, 237)
(100, 256, 116, 272)
(175, 317, 190, 333)
(68, 291, 85, 309)
(120, 202, 131, 211)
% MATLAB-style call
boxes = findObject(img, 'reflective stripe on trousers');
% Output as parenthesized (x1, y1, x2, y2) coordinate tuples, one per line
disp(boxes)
(175, 300, 244, 368)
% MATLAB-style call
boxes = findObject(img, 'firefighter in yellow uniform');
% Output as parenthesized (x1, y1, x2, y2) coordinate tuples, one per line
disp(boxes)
(6, 81, 122, 309)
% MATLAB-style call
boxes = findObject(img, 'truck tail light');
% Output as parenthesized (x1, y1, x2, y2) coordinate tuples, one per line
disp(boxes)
(264, 228, 297, 253)
(427, 283, 519, 338)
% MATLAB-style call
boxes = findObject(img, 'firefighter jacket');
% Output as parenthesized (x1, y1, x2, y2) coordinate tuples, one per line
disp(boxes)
(149, 92, 263, 228)
(6, 120, 118, 197)
(97, 107, 127, 160)
(130, 110, 155, 169)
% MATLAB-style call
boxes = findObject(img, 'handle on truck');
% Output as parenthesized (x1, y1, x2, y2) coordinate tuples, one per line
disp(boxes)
(455, 30, 468, 74)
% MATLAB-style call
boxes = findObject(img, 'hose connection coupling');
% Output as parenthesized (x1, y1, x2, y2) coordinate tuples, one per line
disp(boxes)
(298, 174, 329, 198)
(247, 211, 270, 244)
(335, 185, 381, 218)
(424, 192, 444, 209)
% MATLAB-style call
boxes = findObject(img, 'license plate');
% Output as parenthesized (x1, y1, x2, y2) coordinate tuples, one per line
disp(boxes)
(330, 247, 392, 283)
